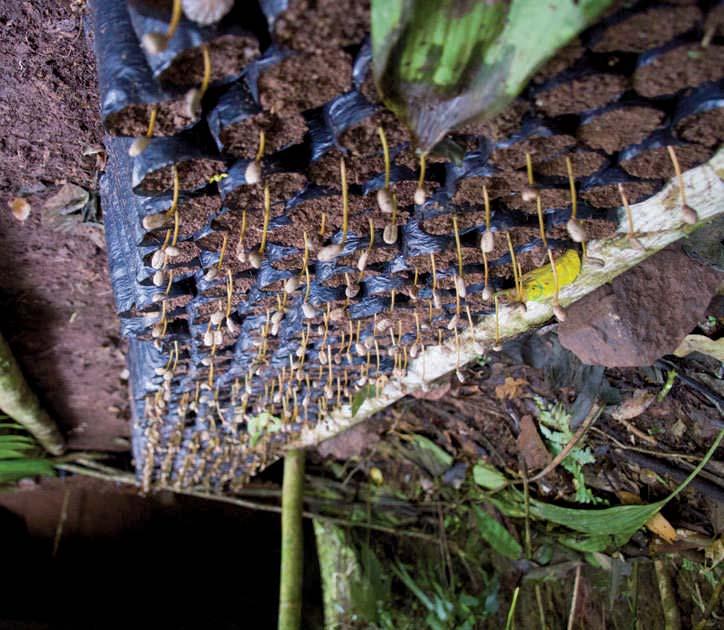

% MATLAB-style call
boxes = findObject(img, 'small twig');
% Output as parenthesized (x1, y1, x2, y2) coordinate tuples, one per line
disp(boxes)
(654, 558, 682, 630)
(524, 404, 602, 485)
(52, 487, 71, 558)
(567, 563, 582, 630)
(694, 578, 723, 630)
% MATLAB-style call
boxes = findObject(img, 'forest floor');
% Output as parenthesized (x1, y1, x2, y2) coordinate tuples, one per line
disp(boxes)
(0, 2, 721, 628)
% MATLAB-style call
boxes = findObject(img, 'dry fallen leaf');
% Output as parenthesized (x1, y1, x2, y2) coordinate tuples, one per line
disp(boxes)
(608, 389, 655, 421)
(495, 377, 528, 400)
(619, 490, 677, 543)
(9, 197, 31, 222)
(674, 334, 724, 362)
(411, 381, 451, 400)
(517, 414, 552, 472)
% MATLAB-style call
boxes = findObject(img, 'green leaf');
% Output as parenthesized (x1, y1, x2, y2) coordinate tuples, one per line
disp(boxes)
(472, 462, 507, 491)
(372, 0, 613, 152)
(0, 459, 55, 483)
(408, 435, 453, 477)
(351, 384, 376, 416)
(473, 505, 522, 560)
(491, 429, 724, 546)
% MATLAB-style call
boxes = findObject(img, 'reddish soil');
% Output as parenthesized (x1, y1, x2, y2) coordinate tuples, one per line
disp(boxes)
(676, 106, 724, 147)
(634, 44, 724, 99)
(220, 110, 308, 159)
(273, 0, 370, 53)
(534, 74, 628, 117)
(592, 5, 702, 53)
(621, 143, 711, 179)
(0, 1, 128, 451)
(578, 106, 664, 154)
(159, 34, 260, 88)
(105, 100, 195, 137)
(258, 50, 354, 112)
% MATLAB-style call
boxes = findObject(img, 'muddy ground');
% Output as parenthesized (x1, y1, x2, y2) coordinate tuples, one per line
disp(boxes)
(0, 0, 128, 450)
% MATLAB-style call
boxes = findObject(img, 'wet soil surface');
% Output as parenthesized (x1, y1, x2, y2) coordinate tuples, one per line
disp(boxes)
(0, 1, 127, 450)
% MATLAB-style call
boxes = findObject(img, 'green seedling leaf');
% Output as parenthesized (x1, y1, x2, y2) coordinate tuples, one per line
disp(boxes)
(408, 434, 453, 477)
(473, 462, 507, 490)
(474, 505, 522, 560)
(0, 459, 55, 483)
(372, 0, 613, 152)
(351, 384, 376, 416)
(247, 411, 282, 447)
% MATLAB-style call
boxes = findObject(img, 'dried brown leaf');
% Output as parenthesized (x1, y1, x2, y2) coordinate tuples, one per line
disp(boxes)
(8, 197, 31, 222)
(495, 377, 528, 400)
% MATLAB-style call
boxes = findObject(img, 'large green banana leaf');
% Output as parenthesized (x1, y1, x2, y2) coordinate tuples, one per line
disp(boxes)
(371, 0, 613, 153)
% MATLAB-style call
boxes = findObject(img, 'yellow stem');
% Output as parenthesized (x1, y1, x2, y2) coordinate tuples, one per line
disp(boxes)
(417, 153, 427, 189)
(547, 248, 560, 305)
(259, 185, 270, 254)
(666, 145, 687, 206)
(483, 184, 491, 230)
(565, 156, 577, 220)
(226, 269, 233, 317)
(217, 233, 228, 270)
(377, 126, 391, 189)
(618, 184, 635, 235)
(167, 0, 182, 40)
(536, 195, 547, 248)
(506, 232, 522, 301)
(255, 130, 266, 163)
(525, 152, 535, 186)
(146, 106, 158, 138)
(452, 215, 463, 277)
(199, 44, 212, 96)
(340, 158, 349, 243)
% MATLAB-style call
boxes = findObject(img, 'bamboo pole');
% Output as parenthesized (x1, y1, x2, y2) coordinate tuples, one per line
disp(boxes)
(0, 332, 64, 455)
(278, 449, 305, 630)
(288, 148, 724, 450)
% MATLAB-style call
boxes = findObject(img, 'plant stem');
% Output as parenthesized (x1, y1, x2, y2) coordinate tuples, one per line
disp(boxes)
(654, 558, 681, 630)
(279, 448, 305, 630)
(0, 332, 64, 455)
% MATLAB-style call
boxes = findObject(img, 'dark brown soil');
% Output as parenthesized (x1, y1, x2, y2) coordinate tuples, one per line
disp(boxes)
(507, 186, 572, 212)
(705, 2, 724, 38)
(490, 134, 577, 170)
(531, 40, 585, 84)
(224, 171, 307, 211)
(340, 110, 411, 155)
(273, 0, 370, 53)
(455, 99, 531, 142)
(633, 44, 724, 99)
(105, 100, 194, 137)
(582, 179, 659, 208)
(0, 3, 103, 201)
(0, 1, 129, 451)
(534, 74, 628, 117)
(675, 106, 724, 147)
(578, 106, 664, 154)
(220, 110, 308, 159)
(142, 194, 220, 240)
(258, 50, 353, 113)
(620, 143, 711, 179)
(592, 5, 702, 53)
(138, 158, 225, 193)
(536, 149, 608, 177)
(159, 34, 260, 88)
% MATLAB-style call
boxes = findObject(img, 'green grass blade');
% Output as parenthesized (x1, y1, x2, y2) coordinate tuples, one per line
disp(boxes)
(474, 505, 522, 560)
(0, 459, 56, 483)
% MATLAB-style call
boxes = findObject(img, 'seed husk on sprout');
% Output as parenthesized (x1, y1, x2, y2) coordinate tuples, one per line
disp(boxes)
(182, 0, 234, 25)
(142, 0, 182, 54)
(547, 248, 567, 322)
(318, 158, 350, 260)
(245, 131, 265, 184)
(666, 145, 698, 225)
(129, 106, 158, 157)
(414, 153, 427, 205)
(618, 183, 644, 251)
(480, 184, 495, 253)
(564, 156, 587, 243)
